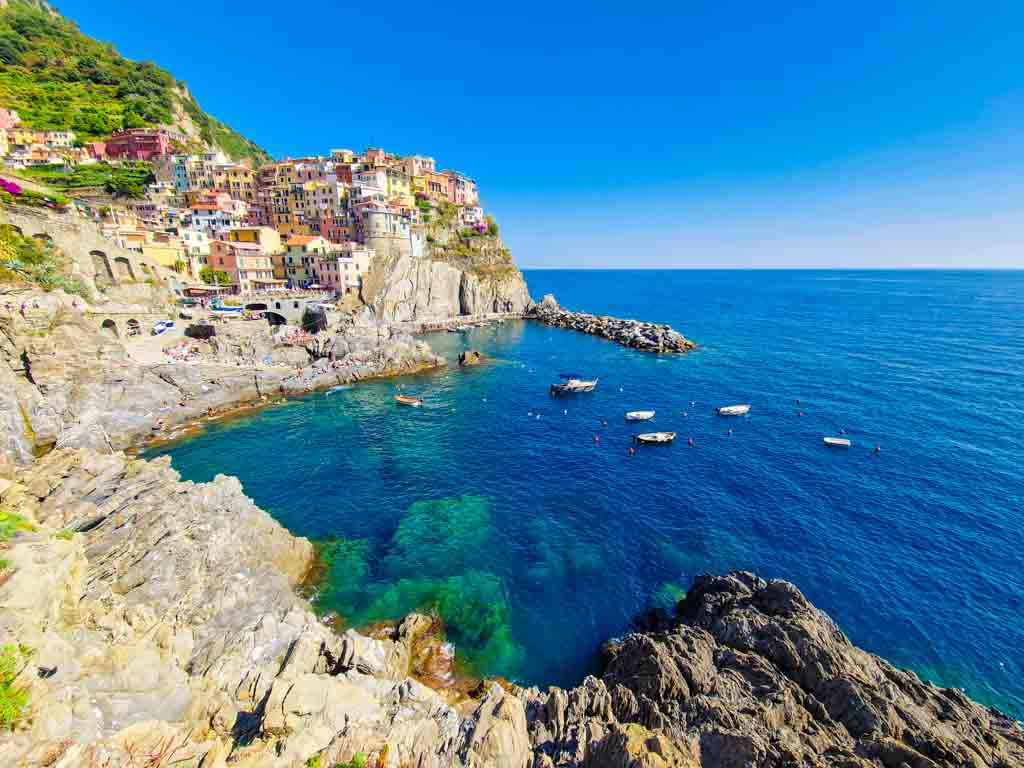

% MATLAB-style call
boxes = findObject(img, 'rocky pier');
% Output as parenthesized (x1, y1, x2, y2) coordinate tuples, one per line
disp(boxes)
(527, 293, 696, 353)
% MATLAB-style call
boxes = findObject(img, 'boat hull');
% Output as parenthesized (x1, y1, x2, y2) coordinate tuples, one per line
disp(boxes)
(625, 411, 656, 421)
(823, 437, 851, 448)
(716, 404, 751, 416)
(634, 431, 676, 444)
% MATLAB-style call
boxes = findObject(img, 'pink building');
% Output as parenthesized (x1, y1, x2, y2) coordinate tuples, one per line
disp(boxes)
(209, 241, 277, 293)
(0, 108, 19, 130)
(104, 129, 171, 161)
(364, 147, 387, 166)
(402, 155, 435, 177)
(442, 170, 479, 206)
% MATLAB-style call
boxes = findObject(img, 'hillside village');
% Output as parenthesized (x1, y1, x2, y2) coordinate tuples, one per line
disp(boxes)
(0, 106, 499, 301)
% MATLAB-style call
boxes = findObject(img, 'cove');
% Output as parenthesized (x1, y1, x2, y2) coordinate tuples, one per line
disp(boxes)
(145, 269, 1024, 719)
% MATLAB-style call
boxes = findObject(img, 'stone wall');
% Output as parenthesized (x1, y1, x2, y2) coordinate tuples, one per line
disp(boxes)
(1, 205, 175, 296)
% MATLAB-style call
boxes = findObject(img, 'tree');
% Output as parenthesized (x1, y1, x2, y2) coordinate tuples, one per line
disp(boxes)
(200, 267, 230, 286)
(485, 214, 499, 237)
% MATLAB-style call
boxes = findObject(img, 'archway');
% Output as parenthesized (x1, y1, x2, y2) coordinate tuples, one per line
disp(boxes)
(245, 303, 268, 311)
(113, 256, 135, 281)
(31, 233, 53, 243)
(8, 225, 22, 236)
(265, 311, 287, 327)
(90, 250, 113, 286)
(100, 319, 118, 338)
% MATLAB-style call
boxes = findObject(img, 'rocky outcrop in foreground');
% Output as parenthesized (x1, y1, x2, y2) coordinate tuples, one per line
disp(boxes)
(521, 571, 1024, 767)
(528, 294, 696, 353)
(0, 449, 530, 768)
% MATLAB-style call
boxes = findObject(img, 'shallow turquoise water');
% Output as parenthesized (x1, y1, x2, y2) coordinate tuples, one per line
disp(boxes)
(146, 270, 1024, 718)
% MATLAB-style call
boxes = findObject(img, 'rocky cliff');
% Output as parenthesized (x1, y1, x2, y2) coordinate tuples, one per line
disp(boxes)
(361, 209, 531, 322)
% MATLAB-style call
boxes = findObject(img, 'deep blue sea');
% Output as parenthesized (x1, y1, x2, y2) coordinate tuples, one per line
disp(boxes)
(146, 270, 1024, 719)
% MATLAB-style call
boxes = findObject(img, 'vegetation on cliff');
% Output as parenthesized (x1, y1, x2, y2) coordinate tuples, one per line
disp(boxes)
(16, 160, 154, 197)
(0, 222, 89, 298)
(0, 0, 269, 165)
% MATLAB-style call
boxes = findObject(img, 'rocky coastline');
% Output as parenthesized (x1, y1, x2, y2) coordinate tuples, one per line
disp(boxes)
(527, 294, 696, 353)
(1, 449, 1020, 767)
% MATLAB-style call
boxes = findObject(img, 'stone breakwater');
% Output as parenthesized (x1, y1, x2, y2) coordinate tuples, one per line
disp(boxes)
(527, 293, 696, 353)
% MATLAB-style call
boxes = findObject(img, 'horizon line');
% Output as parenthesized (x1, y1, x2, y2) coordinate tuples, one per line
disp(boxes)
(518, 265, 1024, 271)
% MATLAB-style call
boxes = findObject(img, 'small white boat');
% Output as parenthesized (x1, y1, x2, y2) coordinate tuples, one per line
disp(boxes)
(634, 431, 676, 444)
(395, 395, 423, 407)
(625, 410, 656, 421)
(550, 375, 598, 395)
(716, 404, 751, 416)
(823, 437, 851, 448)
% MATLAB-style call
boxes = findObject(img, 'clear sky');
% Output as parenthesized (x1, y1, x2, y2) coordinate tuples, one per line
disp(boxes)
(58, 0, 1024, 268)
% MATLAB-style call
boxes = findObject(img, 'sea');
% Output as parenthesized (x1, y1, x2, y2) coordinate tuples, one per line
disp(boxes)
(144, 270, 1024, 719)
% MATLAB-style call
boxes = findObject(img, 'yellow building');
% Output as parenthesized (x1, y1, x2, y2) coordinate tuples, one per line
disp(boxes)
(141, 241, 195, 278)
(214, 165, 257, 202)
(386, 167, 413, 206)
(227, 226, 283, 254)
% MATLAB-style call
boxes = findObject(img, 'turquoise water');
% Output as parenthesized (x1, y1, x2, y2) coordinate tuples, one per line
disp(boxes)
(146, 270, 1024, 718)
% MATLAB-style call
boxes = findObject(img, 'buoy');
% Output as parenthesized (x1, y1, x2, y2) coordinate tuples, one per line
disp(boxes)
(628, 447, 635, 455)
(690, 400, 696, 407)
(602, 420, 608, 427)
(528, 411, 533, 416)
(798, 411, 804, 417)
(536, 414, 541, 420)
(728, 428, 733, 435)
(563, 409, 567, 415)
(796, 399, 800, 404)
(688, 437, 694, 447)
(594, 435, 600, 443)
(839, 428, 846, 434)
(874, 444, 881, 453)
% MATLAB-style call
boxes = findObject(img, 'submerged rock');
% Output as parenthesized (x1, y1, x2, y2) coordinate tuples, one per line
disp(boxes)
(459, 349, 487, 367)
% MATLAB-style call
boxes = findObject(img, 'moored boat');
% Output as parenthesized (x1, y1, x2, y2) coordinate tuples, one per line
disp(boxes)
(716, 404, 751, 416)
(823, 436, 851, 448)
(634, 431, 676, 444)
(625, 410, 656, 421)
(550, 374, 598, 395)
(395, 395, 423, 407)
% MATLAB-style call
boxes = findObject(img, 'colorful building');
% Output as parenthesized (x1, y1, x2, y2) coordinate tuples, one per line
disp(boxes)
(209, 241, 279, 293)
(283, 235, 331, 286)
(104, 129, 171, 161)
(442, 170, 479, 206)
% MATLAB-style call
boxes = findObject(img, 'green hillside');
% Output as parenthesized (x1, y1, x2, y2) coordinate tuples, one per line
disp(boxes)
(0, 0, 270, 166)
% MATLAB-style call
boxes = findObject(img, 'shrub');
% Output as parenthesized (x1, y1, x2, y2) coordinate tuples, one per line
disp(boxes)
(0, 510, 32, 541)
(55, 529, 73, 541)
(336, 755, 367, 768)
(0, 558, 8, 570)
(0, 644, 31, 729)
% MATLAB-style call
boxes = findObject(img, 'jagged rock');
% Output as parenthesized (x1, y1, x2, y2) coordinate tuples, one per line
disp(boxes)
(520, 571, 1024, 767)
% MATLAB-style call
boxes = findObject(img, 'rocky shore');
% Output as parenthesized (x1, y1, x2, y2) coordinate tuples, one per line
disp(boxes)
(0, 291, 444, 462)
(1, 452, 1020, 768)
(527, 294, 696, 353)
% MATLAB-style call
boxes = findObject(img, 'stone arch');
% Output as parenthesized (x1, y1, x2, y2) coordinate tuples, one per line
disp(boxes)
(265, 311, 287, 327)
(8, 224, 22, 236)
(246, 303, 268, 311)
(100, 318, 118, 338)
(32, 233, 53, 243)
(113, 256, 135, 281)
(90, 250, 114, 285)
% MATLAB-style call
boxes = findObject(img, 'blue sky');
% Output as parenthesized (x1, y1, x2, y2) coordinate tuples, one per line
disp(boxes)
(59, 0, 1024, 267)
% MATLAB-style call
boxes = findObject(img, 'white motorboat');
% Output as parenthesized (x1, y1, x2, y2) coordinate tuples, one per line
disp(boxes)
(716, 404, 751, 416)
(634, 431, 676, 444)
(550, 374, 598, 395)
(823, 437, 851, 448)
(625, 410, 656, 421)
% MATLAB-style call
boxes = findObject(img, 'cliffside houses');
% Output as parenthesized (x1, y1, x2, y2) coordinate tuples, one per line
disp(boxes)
(1, 110, 493, 296)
